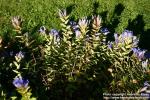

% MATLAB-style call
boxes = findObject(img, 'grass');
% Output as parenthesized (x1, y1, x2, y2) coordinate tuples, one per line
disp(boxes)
(0, 0, 150, 35)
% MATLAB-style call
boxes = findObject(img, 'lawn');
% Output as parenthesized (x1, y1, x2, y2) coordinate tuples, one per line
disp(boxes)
(0, 0, 150, 34)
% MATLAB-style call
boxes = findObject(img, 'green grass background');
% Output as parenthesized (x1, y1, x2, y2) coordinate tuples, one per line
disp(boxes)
(0, 0, 150, 34)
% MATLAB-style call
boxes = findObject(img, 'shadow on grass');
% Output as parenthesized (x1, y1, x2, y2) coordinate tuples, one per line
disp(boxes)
(126, 15, 150, 51)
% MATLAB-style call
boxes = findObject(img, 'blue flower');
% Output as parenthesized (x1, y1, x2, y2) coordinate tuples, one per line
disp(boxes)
(13, 76, 29, 88)
(121, 30, 133, 38)
(114, 33, 119, 44)
(49, 29, 60, 43)
(70, 21, 79, 31)
(101, 28, 109, 35)
(144, 81, 150, 87)
(120, 30, 133, 43)
(39, 26, 46, 34)
(114, 30, 139, 47)
(15, 51, 24, 59)
(107, 42, 113, 49)
(49, 29, 59, 36)
(75, 30, 81, 38)
(132, 48, 146, 60)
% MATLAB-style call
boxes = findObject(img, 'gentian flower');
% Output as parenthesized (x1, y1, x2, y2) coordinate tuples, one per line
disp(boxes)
(122, 30, 133, 38)
(15, 51, 24, 60)
(13, 76, 29, 88)
(144, 81, 150, 87)
(107, 41, 113, 49)
(132, 48, 146, 60)
(114, 33, 119, 44)
(119, 30, 133, 43)
(49, 29, 60, 43)
(75, 30, 81, 38)
(49, 29, 59, 36)
(101, 28, 109, 35)
(114, 30, 139, 47)
(70, 21, 79, 31)
(39, 26, 46, 34)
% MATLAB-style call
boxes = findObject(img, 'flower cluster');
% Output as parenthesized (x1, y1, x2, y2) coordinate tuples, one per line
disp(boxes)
(114, 30, 138, 46)
(132, 48, 146, 60)
(39, 26, 46, 34)
(101, 28, 110, 35)
(15, 51, 24, 62)
(13, 76, 29, 89)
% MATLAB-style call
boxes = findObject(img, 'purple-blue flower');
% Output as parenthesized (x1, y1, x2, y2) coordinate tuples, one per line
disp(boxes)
(107, 42, 113, 49)
(15, 51, 24, 59)
(70, 21, 79, 31)
(121, 30, 133, 38)
(39, 26, 46, 34)
(114, 33, 119, 44)
(114, 30, 139, 47)
(144, 81, 150, 87)
(132, 48, 146, 60)
(119, 30, 133, 43)
(13, 76, 29, 88)
(49, 29, 59, 36)
(75, 30, 81, 38)
(101, 28, 109, 35)
(49, 29, 60, 43)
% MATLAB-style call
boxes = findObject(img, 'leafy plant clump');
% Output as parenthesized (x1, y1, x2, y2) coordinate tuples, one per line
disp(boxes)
(0, 9, 150, 99)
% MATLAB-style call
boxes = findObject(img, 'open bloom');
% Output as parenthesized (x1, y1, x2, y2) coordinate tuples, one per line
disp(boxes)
(132, 48, 146, 60)
(75, 30, 81, 38)
(70, 21, 79, 31)
(39, 26, 46, 34)
(144, 81, 150, 87)
(114, 33, 119, 44)
(107, 41, 113, 49)
(49, 29, 59, 36)
(49, 29, 60, 43)
(101, 28, 109, 35)
(13, 76, 29, 88)
(15, 51, 24, 60)
(114, 30, 138, 47)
